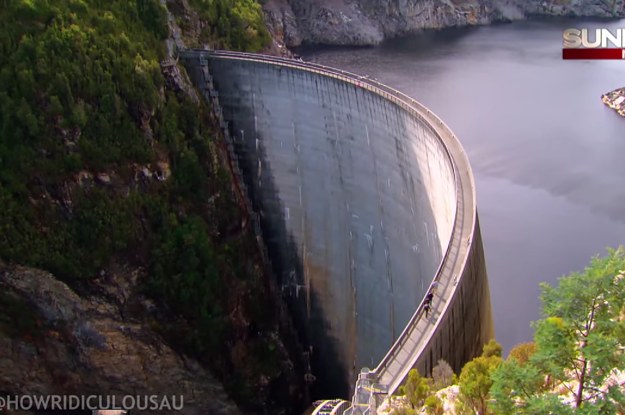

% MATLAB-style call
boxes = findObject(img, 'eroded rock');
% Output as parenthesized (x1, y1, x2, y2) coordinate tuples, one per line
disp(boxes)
(0, 264, 245, 415)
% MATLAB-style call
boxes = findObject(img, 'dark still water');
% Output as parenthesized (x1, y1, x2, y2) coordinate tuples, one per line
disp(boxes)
(301, 19, 625, 353)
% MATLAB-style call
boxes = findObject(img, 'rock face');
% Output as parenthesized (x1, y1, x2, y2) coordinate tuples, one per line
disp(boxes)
(263, 0, 303, 50)
(518, 0, 625, 17)
(0, 264, 245, 415)
(262, 0, 625, 46)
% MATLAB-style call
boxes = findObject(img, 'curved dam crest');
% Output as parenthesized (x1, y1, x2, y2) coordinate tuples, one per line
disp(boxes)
(180, 51, 493, 408)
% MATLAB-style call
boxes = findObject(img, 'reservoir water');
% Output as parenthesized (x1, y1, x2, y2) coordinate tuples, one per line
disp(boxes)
(301, 18, 625, 353)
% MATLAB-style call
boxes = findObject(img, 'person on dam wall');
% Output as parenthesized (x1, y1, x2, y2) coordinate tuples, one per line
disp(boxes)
(422, 289, 435, 318)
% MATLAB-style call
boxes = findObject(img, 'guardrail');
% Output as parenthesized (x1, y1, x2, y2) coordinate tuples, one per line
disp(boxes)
(179, 49, 478, 413)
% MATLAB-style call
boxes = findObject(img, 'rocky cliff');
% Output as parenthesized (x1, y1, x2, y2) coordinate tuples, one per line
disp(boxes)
(0, 264, 244, 415)
(262, 0, 625, 46)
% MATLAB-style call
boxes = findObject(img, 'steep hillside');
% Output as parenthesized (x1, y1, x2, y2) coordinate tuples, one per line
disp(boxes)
(0, 1, 305, 413)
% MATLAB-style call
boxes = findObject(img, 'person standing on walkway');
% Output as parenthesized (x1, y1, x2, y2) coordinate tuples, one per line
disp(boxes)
(424, 303, 430, 318)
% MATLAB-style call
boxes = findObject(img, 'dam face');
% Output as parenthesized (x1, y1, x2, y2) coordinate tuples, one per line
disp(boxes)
(181, 51, 493, 400)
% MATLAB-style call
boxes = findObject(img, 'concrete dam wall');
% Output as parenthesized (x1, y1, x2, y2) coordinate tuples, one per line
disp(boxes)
(180, 51, 493, 403)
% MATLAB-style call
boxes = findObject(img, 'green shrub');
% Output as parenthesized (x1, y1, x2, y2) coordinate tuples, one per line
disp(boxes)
(424, 395, 444, 415)
(507, 342, 536, 366)
(148, 213, 226, 352)
(189, 0, 270, 51)
(399, 369, 431, 410)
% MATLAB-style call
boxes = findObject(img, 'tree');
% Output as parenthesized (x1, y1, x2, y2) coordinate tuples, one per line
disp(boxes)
(507, 342, 536, 366)
(490, 340, 544, 415)
(458, 340, 502, 415)
(491, 247, 625, 414)
(482, 339, 503, 358)
(399, 369, 431, 410)
(431, 359, 455, 391)
(136, 0, 168, 39)
(532, 247, 625, 410)
(490, 354, 545, 415)
(48, 95, 64, 116)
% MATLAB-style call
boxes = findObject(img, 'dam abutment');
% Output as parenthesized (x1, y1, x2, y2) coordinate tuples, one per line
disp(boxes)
(180, 50, 493, 411)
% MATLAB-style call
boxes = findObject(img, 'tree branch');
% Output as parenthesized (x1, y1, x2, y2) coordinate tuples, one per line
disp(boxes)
(583, 385, 607, 399)
(568, 357, 581, 379)
(557, 380, 577, 396)
(573, 320, 585, 337)
(584, 297, 598, 338)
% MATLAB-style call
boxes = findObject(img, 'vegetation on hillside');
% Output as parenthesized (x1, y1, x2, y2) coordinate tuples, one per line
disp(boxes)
(0, 0, 296, 412)
(456, 340, 502, 415)
(391, 247, 625, 415)
(178, 0, 271, 52)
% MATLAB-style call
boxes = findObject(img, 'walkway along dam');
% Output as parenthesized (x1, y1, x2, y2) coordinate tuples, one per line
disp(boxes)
(180, 50, 494, 414)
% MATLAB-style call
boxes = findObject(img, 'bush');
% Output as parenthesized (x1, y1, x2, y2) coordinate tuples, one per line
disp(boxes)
(148, 213, 226, 353)
(136, 0, 169, 39)
(458, 341, 503, 415)
(424, 395, 444, 415)
(400, 369, 431, 410)
(431, 359, 455, 390)
(482, 339, 503, 358)
(507, 342, 536, 366)
(189, 0, 271, 51)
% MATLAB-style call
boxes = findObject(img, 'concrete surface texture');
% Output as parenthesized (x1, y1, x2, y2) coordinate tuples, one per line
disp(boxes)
(180, 51, 493, 403)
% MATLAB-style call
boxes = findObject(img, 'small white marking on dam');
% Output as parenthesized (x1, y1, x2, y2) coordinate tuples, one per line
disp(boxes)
(365, 233, 373, 249)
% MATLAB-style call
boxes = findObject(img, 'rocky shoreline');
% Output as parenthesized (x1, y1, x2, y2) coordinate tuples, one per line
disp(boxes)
(602, 87, 625, 117)
(262, 0, 625, 48)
